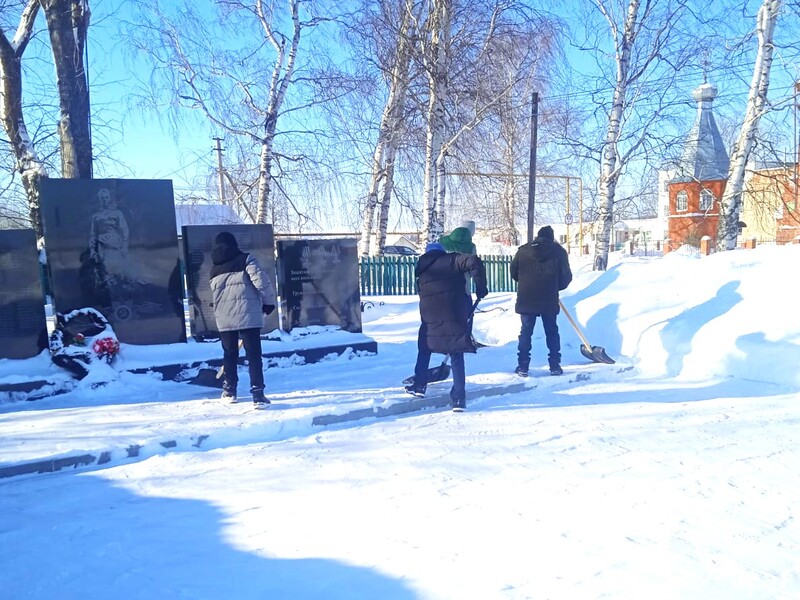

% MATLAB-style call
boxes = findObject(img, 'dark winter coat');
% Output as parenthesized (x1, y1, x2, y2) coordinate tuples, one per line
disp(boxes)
(416, 249, 488, 354)
(209, 242, 276, 332)
(510, 236, 572, 315)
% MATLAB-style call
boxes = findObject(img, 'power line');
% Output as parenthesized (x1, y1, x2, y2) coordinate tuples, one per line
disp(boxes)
(156, 151, 214, 180)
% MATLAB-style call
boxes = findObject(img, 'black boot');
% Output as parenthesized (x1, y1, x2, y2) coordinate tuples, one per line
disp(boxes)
(404, 384, 426, 398)
(252, 387, 270, 408)
(451, 397, 466, 412)
(221, 381, 237, 403)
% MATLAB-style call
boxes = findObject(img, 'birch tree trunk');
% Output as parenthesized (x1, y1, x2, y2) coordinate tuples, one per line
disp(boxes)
(432, 150, 447, 237)
(498, 77, 519, 246)
(716, 0, 781, 251)
(501, 131, 519, 246)
(256, 127, 278, 225)
(256, 0, 301, 224)
(421, 0, 450, 243)
(421, 1, 528, 242)
(593, 0, 639, 271)
(375, 151, 397, 254)
(361, 138, 386, 255)
(39, 0, 93, 178)
(0, 0, 47, 235)
(421, 118, 440, 243)
(360, 5, 413, 256)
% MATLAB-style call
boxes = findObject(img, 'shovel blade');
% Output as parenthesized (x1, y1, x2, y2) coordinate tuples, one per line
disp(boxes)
(427, 363, 452, 383)
(580, 344, 615, 364)
(186, 367, 226, 388)
(402, 363, 452, 386)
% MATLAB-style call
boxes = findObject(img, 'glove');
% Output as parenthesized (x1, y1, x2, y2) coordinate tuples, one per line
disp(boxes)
(476, 286, 488, 300)
(262, 304, 276, 315)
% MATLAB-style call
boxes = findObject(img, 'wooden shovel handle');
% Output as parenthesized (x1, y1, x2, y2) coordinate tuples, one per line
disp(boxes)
(559, 300, 593, 350)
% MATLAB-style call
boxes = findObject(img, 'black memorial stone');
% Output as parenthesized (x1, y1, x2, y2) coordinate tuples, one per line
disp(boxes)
(277, 238, 362, 333)
(40, 179, 186, 345)
(181, 224, 279, 340)
(0, 229, 48, 359)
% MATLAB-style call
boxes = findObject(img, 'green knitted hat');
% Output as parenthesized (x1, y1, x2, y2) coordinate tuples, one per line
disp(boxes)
(439, 227, 475, 254)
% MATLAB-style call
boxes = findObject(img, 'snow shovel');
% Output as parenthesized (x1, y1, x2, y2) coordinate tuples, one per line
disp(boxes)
(402, 356, 451, 386)
(558, 300, 615, 365)
(402, 299, 481, 386)
(187, 339, 243, 387)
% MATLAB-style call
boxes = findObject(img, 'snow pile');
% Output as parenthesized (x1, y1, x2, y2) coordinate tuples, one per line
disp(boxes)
(462, 244, 800, 388)
(572, 245, 800, 387)
(2, 244, 800, 599)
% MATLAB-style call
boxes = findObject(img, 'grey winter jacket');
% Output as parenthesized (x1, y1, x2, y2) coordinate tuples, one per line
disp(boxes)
(210, 244, 276, 332)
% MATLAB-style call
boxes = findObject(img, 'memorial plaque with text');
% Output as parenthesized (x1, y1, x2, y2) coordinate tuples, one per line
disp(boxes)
(40, 179, 186, 345)
(277, 239, 362, 333)
(0, 229, 48, 359)
(182, 224, 279, 340)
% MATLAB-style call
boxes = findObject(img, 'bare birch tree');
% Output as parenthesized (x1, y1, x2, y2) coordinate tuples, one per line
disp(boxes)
(129, 0, 332, 226)
(585, 0, 697, 270)
(716, 0, 782, 251)
(417, 0, 450, 243)
(416, 0, 548, 243)
(358, 1, 417, 256)
(0, 0, 47, 235)
(449, 13, 561, 246)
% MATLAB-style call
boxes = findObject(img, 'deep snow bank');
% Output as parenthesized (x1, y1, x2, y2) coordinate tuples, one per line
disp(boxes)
(471, 245, 800, 388)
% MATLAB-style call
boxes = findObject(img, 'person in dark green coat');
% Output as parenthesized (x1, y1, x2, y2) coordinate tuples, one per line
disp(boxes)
(405, 241, 488, 411)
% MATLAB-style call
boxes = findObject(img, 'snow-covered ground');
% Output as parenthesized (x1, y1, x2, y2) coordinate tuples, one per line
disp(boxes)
(2, 245, 800, 599)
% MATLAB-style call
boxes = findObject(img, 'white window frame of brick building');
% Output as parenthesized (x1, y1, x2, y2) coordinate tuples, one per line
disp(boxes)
(700, 188, 714, 211)
(676, 190, 688, 212)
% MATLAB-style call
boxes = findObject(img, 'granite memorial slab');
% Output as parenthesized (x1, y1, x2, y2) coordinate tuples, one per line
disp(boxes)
(277, 238, 362, 333)
(181, 224, 279, 340)
(0, 229, 48, 359)
(39, 179, 186, 345)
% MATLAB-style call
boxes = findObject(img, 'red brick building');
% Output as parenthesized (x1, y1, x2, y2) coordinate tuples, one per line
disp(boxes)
(666, 83, 730, 251)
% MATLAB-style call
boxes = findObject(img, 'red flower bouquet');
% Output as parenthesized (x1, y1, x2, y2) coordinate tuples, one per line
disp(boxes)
(92, 337, 120, 363)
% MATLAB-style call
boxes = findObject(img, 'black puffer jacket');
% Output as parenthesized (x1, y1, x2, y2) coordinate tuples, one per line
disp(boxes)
(510, 237, 572, 315)
(417, 249, 488, 354)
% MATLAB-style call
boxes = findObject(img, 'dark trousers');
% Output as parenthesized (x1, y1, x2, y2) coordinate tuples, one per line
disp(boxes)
(413, 323, 432, 388)
(517, 312, 561, 369)
(449, 352, 465, 403)
(413, 323, 466, 402)
(219, 328, 264, 393)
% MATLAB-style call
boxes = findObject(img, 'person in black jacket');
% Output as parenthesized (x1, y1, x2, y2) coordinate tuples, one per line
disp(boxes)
(405, 241, 488, 411)
(510, 225, 572, 377)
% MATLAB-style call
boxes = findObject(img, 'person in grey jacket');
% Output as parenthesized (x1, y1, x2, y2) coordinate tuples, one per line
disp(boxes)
(209, 231, 276, 407)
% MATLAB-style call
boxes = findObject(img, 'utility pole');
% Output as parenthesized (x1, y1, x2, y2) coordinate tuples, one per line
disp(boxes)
(795, 80, 799, 209)
(213, 137, 226, 205)
(527, 92, 539, 243)
(566, 178, 571, 254)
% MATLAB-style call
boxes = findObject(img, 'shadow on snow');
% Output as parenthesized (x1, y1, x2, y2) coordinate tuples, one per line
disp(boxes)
(0, 472, 418, 600)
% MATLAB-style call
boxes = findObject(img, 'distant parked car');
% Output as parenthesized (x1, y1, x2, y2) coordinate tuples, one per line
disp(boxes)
(383, 245, 419, 256)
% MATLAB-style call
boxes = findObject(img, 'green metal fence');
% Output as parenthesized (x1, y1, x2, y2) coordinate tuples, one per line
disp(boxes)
(359, 255, 516, 296)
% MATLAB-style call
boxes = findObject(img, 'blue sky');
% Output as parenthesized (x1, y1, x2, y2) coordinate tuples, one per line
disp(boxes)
(87, 0, 218, 194)
(96, 0, 799, 185)
(5, 0, 800, 214)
